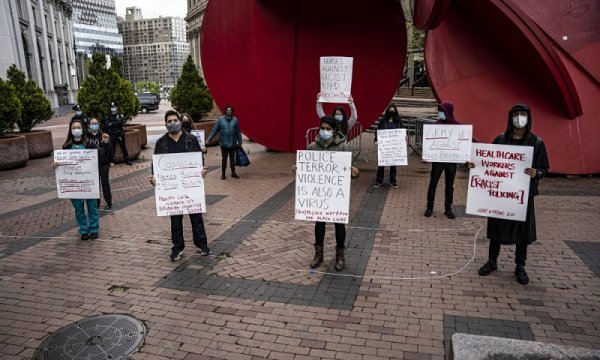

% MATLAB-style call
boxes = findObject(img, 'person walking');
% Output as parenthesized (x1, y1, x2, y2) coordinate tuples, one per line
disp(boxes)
(316, 93, 357, 137)
(87, 117, 114, 210)
(104, 102, 132, 165)
(424, 102, 461, 219)
(207, 105, 242, 180)
(374, 104, 402, 188)
(53, 119, 99, 240)
(292, 116, 360, 271)
(149, 110, 211, 261)
(475, 104, 549, 285)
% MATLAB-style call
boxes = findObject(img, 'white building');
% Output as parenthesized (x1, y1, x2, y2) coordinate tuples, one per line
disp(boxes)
(185, 0, 208, 73)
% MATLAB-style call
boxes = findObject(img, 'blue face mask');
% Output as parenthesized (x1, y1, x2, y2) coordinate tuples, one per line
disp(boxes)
(319, 129, 333, 140)
(438, 111, 446, 121)
(71, 129, 83, 138)
(111, 107, 117, 114)
(167, 122, 182, 133)
(334, 114, 343, 121)
(89, 124, 100, 132)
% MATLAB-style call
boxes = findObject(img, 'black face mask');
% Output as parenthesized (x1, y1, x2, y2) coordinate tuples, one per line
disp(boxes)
(182, 121, 192, 132)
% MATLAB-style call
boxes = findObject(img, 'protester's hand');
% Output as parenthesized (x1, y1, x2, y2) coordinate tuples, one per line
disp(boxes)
(291, 164, 297, 175)
(202, 166, 208, 177)
(351, 166, 359, 178)
(465, 161, 475, 169)
(110, 162, 115, 167)
(348, 94, 354, 104)
(51, 162, 59, 169)
(149, 175, 156, 186)
(525, 167, 537, 177)
(316, 92, 322, 102)
(102, 133, 110, 143)
(201, 147, 207, 154)
(374, 141, 378, 145)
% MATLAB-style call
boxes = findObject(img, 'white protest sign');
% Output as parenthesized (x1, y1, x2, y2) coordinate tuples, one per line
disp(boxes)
(191, 130, 205, 148)
(54, 149, 100, 199)
(319, 56, 353, 103)
(466, 143, 533, 221)
(377, 128, 408, 166)
(295, 150, 352, 224)
(422, 124, 473, 163)
(152, 152, 206, 216)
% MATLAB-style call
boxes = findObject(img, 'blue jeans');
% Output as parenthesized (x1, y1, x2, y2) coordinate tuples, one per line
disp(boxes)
(71, 199, 99, 235)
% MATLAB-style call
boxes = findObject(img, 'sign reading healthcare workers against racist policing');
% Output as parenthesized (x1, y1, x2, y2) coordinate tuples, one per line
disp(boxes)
(377, 128, 408, 166)
(190, 130, 205, 148)
(422, 124, 473, 163)
(54, 149, 100, 199)
(466, 143, 533, 222)
(295, 151, 352, 224)
(319, 57, 353, 103)
(152, 152, 206, 217)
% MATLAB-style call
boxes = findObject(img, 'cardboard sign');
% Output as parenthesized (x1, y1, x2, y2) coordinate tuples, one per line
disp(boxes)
(377, 128, 408, 166)
(422, 124, 473, 163)
(54, 149, 100, 199)
(295, 150, 352, 224)
(152, 152, 206, 216)
(190, 130, 205, 148)
(466, 143, 534, 221)
(319, 56, 353, 103)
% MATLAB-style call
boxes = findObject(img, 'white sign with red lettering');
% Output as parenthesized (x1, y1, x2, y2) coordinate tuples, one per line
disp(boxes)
(319, 57, 353, 103)
(422, 124, 473, 163)
(466, 143, 533, 221)
(54, 149, 100, 199)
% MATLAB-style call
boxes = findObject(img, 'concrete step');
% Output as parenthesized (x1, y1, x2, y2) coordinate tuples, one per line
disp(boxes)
(396, 87, 435, 98)
(392, 96, 438, 108)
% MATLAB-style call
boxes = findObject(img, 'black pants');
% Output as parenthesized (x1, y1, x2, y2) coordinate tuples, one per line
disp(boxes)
(220, 146, 236, 176)
(488, 240, 528, 266)
(376, 166, 397, 185)
(170, 213, 208, 253)
(99, 163, 112, 205)
(426, 162, 457, 211)
(315, 222, 346, 249)
(110, 133, 129, 160)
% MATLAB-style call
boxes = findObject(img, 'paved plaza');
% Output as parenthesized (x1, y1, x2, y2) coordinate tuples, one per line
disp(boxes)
(0, 105, 599, 359)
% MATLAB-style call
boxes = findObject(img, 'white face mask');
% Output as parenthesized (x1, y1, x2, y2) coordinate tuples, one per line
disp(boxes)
(512, 115, 528, 129)
(438, 111, 446, 121)
(334, 114, 343, 121)
(319, 129, 333, 140)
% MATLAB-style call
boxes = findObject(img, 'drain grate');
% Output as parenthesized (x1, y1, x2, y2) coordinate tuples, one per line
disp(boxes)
(35, 314, 146, 360)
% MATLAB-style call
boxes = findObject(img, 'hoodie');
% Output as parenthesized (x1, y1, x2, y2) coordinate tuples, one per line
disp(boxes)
(436, 102, 461, 124)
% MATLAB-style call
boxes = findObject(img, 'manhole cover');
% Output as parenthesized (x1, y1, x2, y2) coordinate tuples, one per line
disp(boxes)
(35, 314, 146, 360)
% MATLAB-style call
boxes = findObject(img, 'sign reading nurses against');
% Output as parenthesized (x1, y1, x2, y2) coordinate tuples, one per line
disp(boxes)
(422, 124, 473, 163)
(152, 152, 206, 217)
(377, 128, 408, 166)
(54, 149, 100, 199)
(295, 151, 352, 224)
(466, 143, 533, 221)
(319, 57, 353, 103)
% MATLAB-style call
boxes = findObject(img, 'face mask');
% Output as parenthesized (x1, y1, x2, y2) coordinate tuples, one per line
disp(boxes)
(167, 122, 181, 133)
(334, 114, 343, 121)
(111, 107, 117, 114)
(438, 111, 446, 121)
(71, 129, 83, 138)
(76, 111, 83, 116)
(319, 129, 333, 140)
(225, 110, 233, 117)
(512, 115, 528, 129)
(89, 124, 99, 132)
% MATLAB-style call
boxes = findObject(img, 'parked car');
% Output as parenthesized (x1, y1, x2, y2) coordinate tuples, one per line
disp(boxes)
(136, 93, 160, 113)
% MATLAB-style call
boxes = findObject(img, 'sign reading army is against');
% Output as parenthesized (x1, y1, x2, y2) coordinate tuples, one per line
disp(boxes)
(295, 151, 352, 224)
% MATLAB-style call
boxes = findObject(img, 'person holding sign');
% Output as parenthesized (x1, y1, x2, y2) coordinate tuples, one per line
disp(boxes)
(292, 116, 359, 271)
(207, 105, 243, 180)
(316, 92, 357, 137)
(87, 117, 114, 210)
(424, 102, 462, 219)
(374, 104, 403, 188)
(52, 119, 100, 240)
(149, 110, 211, 261)
(472, 104, 549, 285)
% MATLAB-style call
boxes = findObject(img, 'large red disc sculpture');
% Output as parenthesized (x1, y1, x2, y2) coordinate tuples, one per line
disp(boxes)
(201, 0, 407, 152)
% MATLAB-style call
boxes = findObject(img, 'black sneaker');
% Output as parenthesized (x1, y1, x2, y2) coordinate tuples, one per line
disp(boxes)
(515, 265, 529, 284)
(104, 204, 112, 210)
(424, 209, 433, 217)
(81, 234, 89, 240)
(221, 175, 226, 180)
(126, 161, 133, 165)
(391, 183, 398, 188)
(89, 233, 99, 240)
(444, 210, 456, 219)
(478, 261, 497, 276)
(373, 183, 381, 188)
(170, 249, 183, 261)
(197, 246, 211, 256)
(231, 173, 239, 179)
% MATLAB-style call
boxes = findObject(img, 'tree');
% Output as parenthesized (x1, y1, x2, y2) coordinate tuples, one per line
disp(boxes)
(77, 53, 139, 126)
(0, 77, 22, 135)
(170, 55, 213, 122)
(6, 65, 53, 132)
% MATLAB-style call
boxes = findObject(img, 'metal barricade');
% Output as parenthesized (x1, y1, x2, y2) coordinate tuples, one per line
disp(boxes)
(304, 122, 368, 163)
(406, 117, 436, 155)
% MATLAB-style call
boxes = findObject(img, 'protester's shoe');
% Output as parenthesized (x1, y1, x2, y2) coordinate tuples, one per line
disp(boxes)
(391, 183, 399, 188)
(515, 265, 529, 285)
(80, 234, 89, 240)
(231, 173, 240, 179)
(335, 247, 345, 271)
(196, 246, 211, 256)
(126, 160, 133, 165)
(310, 245, 324, 269)
(89, 233, 99, 240)
(424, 209, 433, 217)
(478, 261, 497, 276)
(373, 183, 381, 188)
(170, 249, 183, 261)
(444, 210, 456, 219)
(221, 175, 226, 180)
(104, 204, 112, 210)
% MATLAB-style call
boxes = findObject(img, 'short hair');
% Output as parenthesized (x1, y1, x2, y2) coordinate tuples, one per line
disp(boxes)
(164, 110, 180, 122)
(320, 116, 339, 132)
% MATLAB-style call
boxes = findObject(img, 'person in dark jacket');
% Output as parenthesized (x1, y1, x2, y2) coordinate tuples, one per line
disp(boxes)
(207, 105, 242, 180)
(88, 117, 114, 210)
(149, 110, 211, 261)
(374, 104, 402, 188)
(104, 102, 132, 165)
(71, 104, 89, 126)
(180, 113, 193, 133)
(475, 103, 549, 285)
(424, 102, 461, 219)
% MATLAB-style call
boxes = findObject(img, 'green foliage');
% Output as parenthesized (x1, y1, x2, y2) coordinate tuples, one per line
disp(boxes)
(0, 77, 22, 135)
(135, 81, 160, 94)
(77, 54, 139, 125)
(6, 65, 52, 132)
(170, 55, 213, 122)
(111, 56, 124, 77)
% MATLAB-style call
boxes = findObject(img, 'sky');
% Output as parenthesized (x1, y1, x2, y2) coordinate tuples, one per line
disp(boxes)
(114, 0, 187, 19)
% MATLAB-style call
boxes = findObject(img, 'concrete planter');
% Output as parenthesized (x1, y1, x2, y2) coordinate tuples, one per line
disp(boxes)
(193, 120, 218, 146)
(113, 129, 141, 163)
(20, 129, 54, 159)
(0, 134, 29, 170)
(125, 124, 147, 148)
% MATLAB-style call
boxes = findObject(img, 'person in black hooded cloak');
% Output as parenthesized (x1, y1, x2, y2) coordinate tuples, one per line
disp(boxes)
(475, 103, 549, 285)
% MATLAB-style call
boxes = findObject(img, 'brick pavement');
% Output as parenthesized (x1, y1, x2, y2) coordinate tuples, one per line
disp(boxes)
(0, 116, 599, 359)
